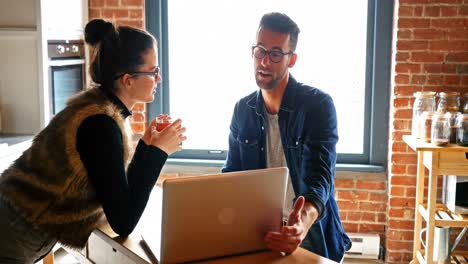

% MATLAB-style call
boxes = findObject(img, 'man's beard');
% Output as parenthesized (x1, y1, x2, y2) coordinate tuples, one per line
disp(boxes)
(255, 75, 279, 90)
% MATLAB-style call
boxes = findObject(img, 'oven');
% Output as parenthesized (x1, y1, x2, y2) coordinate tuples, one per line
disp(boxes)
(47, 39, 85, 115)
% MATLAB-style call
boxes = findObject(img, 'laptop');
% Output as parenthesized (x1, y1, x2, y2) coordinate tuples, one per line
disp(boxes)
(140, 167, 288, 263)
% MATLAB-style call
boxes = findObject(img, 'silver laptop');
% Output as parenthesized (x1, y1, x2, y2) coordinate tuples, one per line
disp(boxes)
(141, 167, 288, 263)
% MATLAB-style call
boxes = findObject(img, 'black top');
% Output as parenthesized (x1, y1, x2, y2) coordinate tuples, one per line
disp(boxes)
(76, 91, 167, 236)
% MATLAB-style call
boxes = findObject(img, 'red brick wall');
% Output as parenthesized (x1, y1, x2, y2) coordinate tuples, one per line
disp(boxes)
(88, 0, 146, 135)
(389, 0, 468, 263)
(336, 172, 388, 243)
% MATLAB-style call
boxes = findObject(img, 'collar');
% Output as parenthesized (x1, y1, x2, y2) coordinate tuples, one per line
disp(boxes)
(102, 88, 133, 118)
(247, 74, 298, 115)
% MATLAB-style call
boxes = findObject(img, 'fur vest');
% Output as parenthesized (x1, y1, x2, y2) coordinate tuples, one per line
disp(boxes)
(0, 88, 131, 248)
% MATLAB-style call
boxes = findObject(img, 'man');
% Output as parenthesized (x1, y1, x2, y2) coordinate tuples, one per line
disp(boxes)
(222, 12, 351, 262)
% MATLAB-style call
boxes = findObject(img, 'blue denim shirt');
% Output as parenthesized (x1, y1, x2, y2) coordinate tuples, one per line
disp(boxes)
(223, 75, 351, 262)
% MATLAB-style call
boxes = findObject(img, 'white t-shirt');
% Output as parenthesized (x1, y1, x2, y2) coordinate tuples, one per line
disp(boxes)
(265, 111, 295, 219)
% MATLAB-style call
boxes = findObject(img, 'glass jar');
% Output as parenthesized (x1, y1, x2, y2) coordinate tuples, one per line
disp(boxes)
(449, 112, 461, 144)
(455, 113, 468, 146)
(420, 111, 435, 143)
(431, 112, 451, 146)
(437, 91, 460, 113)
(412, 91, 436, 138)
(463, 93, 468, 114)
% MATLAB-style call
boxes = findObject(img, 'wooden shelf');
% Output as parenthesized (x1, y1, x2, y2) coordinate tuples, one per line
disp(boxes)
(416, 249, 468, 264)
(405, 135, 468, 264)
(403, 135, 468, 176)
(403, 135, 468, 153)
(418, 204, 468, 228)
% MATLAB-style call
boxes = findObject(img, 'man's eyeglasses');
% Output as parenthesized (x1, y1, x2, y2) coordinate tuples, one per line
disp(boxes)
(252, 45, 293, 63)
(114, 66, 160, 80)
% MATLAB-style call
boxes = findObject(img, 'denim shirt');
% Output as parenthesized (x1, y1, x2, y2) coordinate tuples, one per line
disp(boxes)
(223, 75, 351, 262)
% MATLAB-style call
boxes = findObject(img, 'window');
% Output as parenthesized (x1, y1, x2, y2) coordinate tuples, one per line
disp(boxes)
(146, 0, 392, 167)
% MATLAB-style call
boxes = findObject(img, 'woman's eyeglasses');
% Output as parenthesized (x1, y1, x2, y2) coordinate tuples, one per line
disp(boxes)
(252, 45, 293, 63)
(114, 66, 160, 80)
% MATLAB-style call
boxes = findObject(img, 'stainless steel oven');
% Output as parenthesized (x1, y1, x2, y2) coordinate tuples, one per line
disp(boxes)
(48, 39, 85, 115)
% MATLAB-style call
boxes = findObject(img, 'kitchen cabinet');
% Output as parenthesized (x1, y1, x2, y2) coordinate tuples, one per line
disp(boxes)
(0, 30, 41, 134)
(404, 135, 468, 264)
(0, 0, 88, 134)
(0, 0, 36, 28)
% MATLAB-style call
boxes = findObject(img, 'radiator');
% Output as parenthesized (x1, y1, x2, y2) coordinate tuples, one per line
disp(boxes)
(344, 233, 380, 259)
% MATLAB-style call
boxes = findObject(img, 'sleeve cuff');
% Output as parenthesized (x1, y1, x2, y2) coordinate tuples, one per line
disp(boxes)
(302, 194, 325, 221)
(134, 140, 168, 165)
(146, 145, 168, 164)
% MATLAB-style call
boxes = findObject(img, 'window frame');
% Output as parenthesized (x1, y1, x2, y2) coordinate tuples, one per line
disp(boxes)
(145, 0, 393, 168)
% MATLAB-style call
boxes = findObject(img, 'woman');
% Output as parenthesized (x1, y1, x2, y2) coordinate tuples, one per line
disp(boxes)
(0, 19, 186, 263)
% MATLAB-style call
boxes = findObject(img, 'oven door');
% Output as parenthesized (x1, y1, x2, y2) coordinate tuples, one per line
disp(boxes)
(49, 59, 85, 115)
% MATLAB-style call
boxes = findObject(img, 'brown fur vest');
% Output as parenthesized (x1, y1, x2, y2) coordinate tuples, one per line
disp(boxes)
(0, 88, 131, 249)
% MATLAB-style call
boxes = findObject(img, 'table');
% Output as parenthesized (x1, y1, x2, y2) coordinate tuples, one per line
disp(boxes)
(86, 224, 337, 264)
(46, 184, 338, 264)
(403, 135, 468, 264)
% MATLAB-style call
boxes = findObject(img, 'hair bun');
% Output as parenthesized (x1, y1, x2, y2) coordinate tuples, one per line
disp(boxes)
(85, 19, 115, 45)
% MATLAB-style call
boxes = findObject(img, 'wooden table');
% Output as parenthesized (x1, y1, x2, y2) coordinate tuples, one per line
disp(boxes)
(46, 184, 338, 264)
(89, 221, 337, 263)
(90, 185, 338, 264)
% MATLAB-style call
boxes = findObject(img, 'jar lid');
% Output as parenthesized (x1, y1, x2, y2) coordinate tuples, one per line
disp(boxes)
(438, 91, 460, 97)
(456, 113, 468, 120)
(414, 91, 436, 97)
(432, 112, 452, 120)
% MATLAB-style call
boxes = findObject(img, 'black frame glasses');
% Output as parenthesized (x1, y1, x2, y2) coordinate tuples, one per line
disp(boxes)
(252, 45, 293, 63)
(114, 66, 161, 80)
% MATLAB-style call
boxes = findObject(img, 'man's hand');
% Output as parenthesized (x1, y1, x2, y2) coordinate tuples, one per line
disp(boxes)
(264, 196, 307, 253)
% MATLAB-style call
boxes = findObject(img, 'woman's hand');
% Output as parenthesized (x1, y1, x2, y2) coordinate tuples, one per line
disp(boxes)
(141, 118, 157, 145)
(142, 118, 187, 155)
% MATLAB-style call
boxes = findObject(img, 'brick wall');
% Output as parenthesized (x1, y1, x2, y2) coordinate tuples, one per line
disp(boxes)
(388, 0, 468, 263)
(88, 0, 146, 135)
(335, 172, 388, 244)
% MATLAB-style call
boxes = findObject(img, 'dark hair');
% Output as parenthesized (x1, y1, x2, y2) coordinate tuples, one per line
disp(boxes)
(84, 19, 157, 91)
(259, 12, 300, 52)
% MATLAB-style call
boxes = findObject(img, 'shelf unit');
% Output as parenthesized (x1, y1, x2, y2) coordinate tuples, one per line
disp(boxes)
(403, 135, 468, 264)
